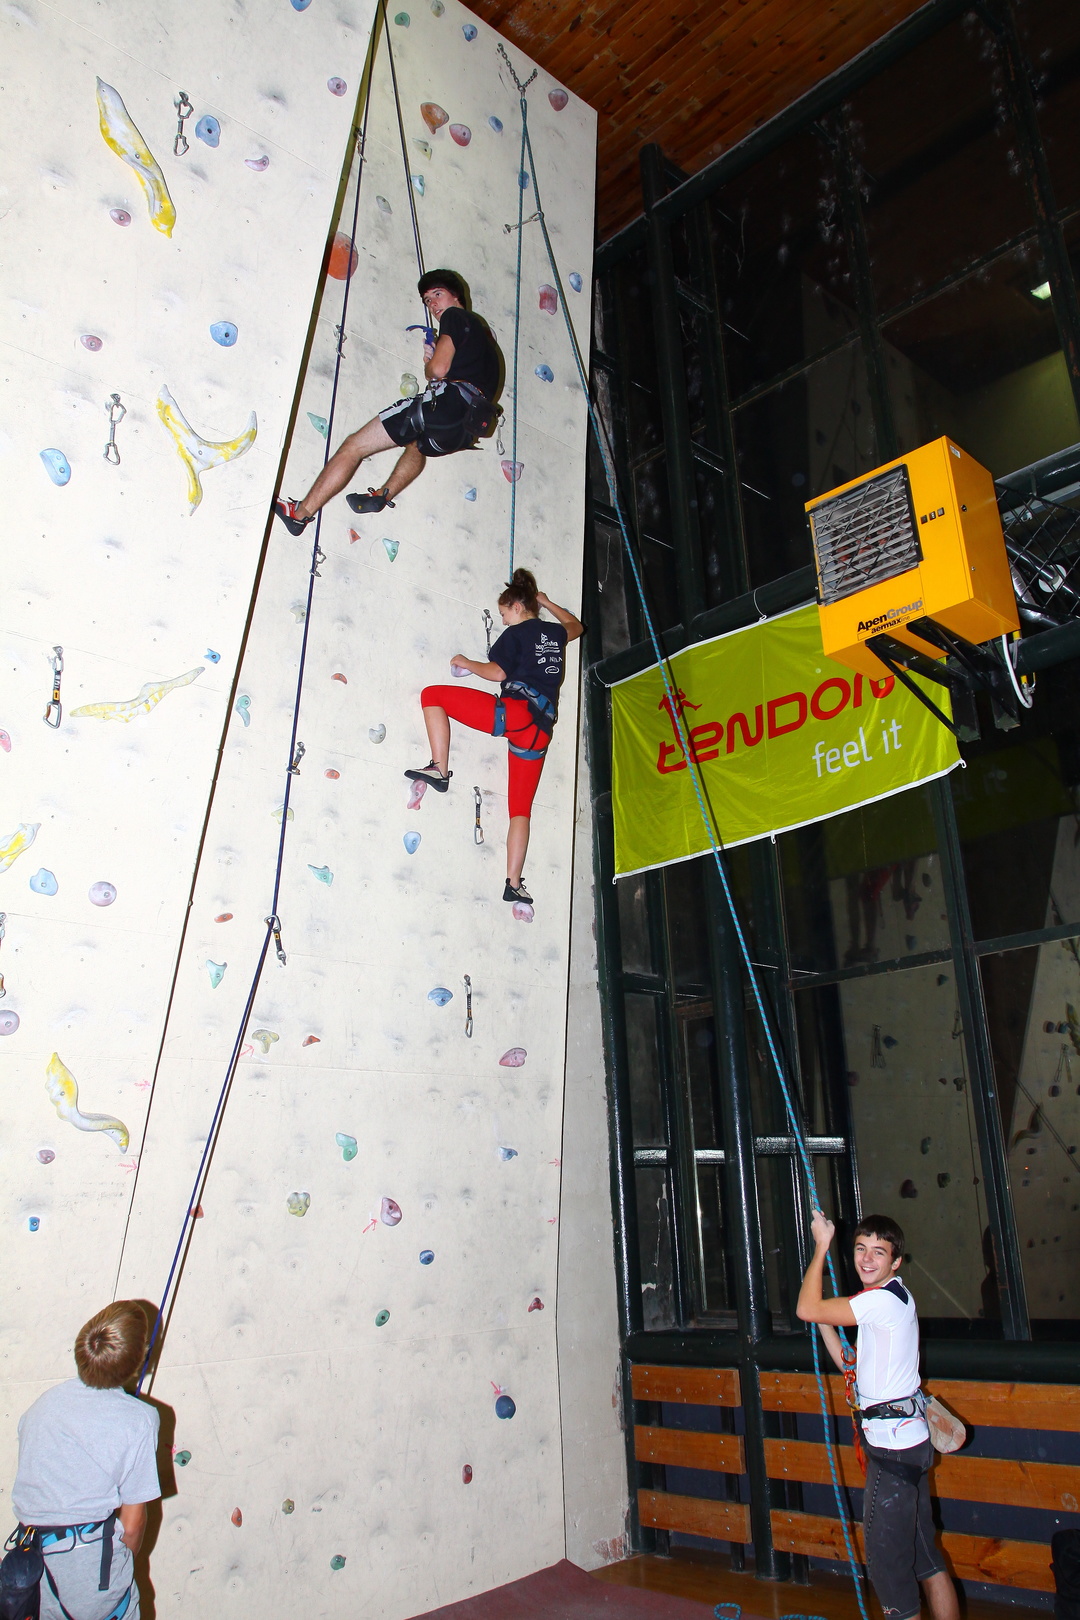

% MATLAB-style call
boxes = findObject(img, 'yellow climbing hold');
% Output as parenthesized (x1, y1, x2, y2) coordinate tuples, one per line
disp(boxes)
(156, 386, 257, 514)
(96, 79, 176, 237)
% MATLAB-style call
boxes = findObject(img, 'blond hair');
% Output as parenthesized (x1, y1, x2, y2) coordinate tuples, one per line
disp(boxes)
(74, 1301, 149, 1389)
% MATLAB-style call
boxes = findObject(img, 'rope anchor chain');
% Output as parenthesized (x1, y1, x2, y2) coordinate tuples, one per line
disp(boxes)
(43, 645, 64, 728)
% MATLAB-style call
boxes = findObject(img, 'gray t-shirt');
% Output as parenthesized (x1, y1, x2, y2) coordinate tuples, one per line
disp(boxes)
(13, 1379, 160, 1523)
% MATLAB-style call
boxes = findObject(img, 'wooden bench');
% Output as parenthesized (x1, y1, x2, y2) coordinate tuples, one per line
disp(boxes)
(632, 1364, 1080, 1593)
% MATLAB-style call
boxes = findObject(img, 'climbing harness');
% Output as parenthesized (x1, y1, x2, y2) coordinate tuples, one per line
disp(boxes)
(464, 975, 473, 1038)
(497, 42, 537, 574)
(500, 49, 870, 1616)
(173, 90, 193, 156)
(103, 394, 125, 465)
(473, 786, 484, 845)
(43, 645, 63, 728)
(493, 681, 555, 759)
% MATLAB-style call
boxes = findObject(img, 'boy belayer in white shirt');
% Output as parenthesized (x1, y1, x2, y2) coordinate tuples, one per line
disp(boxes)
(797, 1211, 958, 1620)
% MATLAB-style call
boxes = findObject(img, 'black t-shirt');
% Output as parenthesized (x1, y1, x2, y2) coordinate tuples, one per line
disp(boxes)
(439, 305, 500, 401)
(490, 618, 569, 712)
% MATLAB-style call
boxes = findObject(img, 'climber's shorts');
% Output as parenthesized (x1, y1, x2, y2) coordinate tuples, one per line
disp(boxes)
(380, 381, 494, 458)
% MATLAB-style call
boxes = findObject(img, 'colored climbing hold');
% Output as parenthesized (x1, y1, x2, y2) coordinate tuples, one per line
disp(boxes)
(369, 724, 386, 743)
(419, 1250, 435, 1265)
(95, 75, 174, 238)
(548, 88, 569, 111)
(535, 365, 553, 382)
(29, 1217, 40, 1232)
(413, 141, 432, 160)
(451, 662, 469, 677)
(336, 1132, 357, 1161)
(287, 1191, 311, 1217)
(245, 155, 270, 171)
(204, 649, 221, 663)
(495, 1395, 516, 1420)
(291, 0, 312, 9)
(30, 869, 58, 896)
(281, 1500, 294, 1515)
(431, 0, 443, 12)
(270, 805, 293, 823)
(81, 334, 103, 351)
(462, 22, 477, 39)
(45, 1053, 129, 1151)
(528, 1297, 544, 1312)
(428, 987, 453, 1006)
(0, 823, 39, 873)
(465, 487, 476, 500)
(291, 601, 308, 621)
(407, 779, 427, 809)
(399, 374, 418, 399)
(0, 731, 9, 751)
(215, 913, 233, 924)
(330, 1555, 347, 1570)
(109, 208, 131, 226)
(512, 902, 534, 923)
(882, 1035, 898, 1049)
(327, 77, 348, 96)
(394, 10, 409, 22)
(307, 412, 329, 437)
(375, 1310, 390, 1327)
(403, 831, 421, 854)
(40, 449, 71, 486)
(499, 1146, 518, 1161)
(332, 672, 348, 684)
(231, 1509, 243, 1527)
(411, 174, 425, 196)
(519, 171, 530, 189)
(175, 1451, 191, 1467)
(461, 1464, 473, 1483)
(235, 695, 251, 726)
(382, 538, 400, 561)
(449, 124, 471, 147)
(900, 1179, 918, 1199)
(325, 769, 340, 780)
(328, 232, 358, 279)
(937, 1172, 951, 1188)
(37, 1149, 55, 1164)
(0, 1010, 20, 1035)
(380, 1196, 402, 1226)
(420, 103, 449, 133)
(210, 322, 238, 347)
(195, 115, 220, 147)
(308, 865, 333, 885)
(539, 284, 557, 313)
(304, 1035, 322, 1046)
(501, 460, 523, 482)
(568, 272, 583, 292)
(500, 1047, 527, 1067)
(488, 116, 503, 133)
(251, 1029, 279, 1055)
(206, 961, 227, 989)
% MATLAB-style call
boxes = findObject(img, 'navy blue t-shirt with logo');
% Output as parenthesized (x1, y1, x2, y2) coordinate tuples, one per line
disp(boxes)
(490, 618, 569, 712)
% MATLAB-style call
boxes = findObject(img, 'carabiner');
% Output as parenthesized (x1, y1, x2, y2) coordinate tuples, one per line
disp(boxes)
(103, 394, 126, 465)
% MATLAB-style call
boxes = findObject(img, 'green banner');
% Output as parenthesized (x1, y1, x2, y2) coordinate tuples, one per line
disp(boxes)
(611, 604, 961, 877)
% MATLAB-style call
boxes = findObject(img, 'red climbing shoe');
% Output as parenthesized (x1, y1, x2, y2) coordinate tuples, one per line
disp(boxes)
(346, 486, 396, 515)
(503, 880, 533, 904)
(274, 496, 312, 535)
(404, 762, 451, 792)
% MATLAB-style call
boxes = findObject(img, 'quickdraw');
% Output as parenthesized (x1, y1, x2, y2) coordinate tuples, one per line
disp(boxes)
(103, 394, 126, 465)
(44, 645, 64, 728)
(173, 90, 193, 156)
(473, 786, 484, 845)
(266, 914, 287, 968)
(463, 974, 473, 1038)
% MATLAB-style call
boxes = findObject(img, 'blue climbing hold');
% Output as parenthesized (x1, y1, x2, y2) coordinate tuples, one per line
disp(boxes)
(488, 116, 503, 133)
(411, 174, 425, 196)
(394, 10, 410, 21)
(427, 986, 453, 1006)
(210, 322, 238, 347)
(494, 1395, 516, 1420)
(403, 830, 421, 854)
(534, 365, 553, 382)
(307, 412, 329, 438)
(382, 538, 399, 561)
(195, 115, 220, 148)
(205, 649, 220, 663)
(499, 1146, 518, 1161)
(568, 271, 583, 293)
(462, 21, 476, 38)
(291, 0, 312, 8)
(30, 869, 58, 896)
(29, 1216, 40, 1232)
(308, 864, 334, 885)
(419, 1249, 435, 1264)
(206, 960, 227, 989)
(235, 695, 251, 726)
(882, 1035, 898, 1049)
(40, 449, 71, 486)
(336, 1132, 358, 1161)
(519, 170, 530, 190)
(464, 487, 476, 501)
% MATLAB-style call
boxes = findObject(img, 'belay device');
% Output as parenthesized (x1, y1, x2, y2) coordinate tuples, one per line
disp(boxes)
(806, 436, 1024, 737)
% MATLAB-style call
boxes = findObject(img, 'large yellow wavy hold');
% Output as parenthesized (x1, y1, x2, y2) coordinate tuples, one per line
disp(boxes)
(71, 666, 204, 723)
(45, 1054, 130, 1151)
(156, 386, 258, 513)
(96, 78, 176, 237)
(0, 822, 40, 874)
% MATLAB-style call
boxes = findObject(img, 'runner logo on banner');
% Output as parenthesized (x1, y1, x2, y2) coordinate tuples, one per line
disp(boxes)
(610, 604, 961, 877)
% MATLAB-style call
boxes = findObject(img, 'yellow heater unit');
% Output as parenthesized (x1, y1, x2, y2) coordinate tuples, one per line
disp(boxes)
(806, 437, 1018, 678)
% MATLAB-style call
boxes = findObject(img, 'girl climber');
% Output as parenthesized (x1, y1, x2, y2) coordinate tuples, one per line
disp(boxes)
(405, 570, 583, 906)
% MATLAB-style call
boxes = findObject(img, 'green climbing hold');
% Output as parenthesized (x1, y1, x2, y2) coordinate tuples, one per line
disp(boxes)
(375, 1309, 390, 1326)
(175, 1450, 191, 1467)
(330, 1554, 347, 1570)
(281, 1499, 295, 1515)
(394, 10, 409, 22)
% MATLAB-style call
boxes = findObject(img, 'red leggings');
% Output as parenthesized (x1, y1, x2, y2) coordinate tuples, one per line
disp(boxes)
(421, 686, 547, 818)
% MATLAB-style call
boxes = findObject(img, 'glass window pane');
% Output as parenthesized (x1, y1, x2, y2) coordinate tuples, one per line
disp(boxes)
(981, 940, 1080, 1323)
(594, 518, 633, 660)
(849, 14, 1034, 313)
(883, 241, 1080, 479)
(636, 1166, 677, 1329)
(615, 250, 664, 461)
(801, 964, 992, 1320)
(664, 857, 712, 992)
(625, 993, 666, 1145)
(695, 1165, 733, 1316)
(734, 344, 879, 589)
(780, 787, 945, 976)
(1016, 0, 1080, 215)
(617, 872, 653, 976)
(712, 127, 854, 397)
(679, 1010, 734, 1317)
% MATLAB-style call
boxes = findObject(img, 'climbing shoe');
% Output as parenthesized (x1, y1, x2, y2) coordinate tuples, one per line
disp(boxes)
(346, 486, 396, 515)
(274, 496, 312, 536)
(503, 880, 533, 904)
(404, 762, 451, 792)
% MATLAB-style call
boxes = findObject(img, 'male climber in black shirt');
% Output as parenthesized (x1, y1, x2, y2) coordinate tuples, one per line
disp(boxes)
(274, 269, 501, 534)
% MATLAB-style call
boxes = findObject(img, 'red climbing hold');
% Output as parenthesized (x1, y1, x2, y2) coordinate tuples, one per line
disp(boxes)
(231, 1508, 243, 1527)
(528, 1296, 544, 1312)
(303, 1035, 321, 1046)
(327, 232, 358, 280)
(325, 769, 341, 779)
(215, 913, 233, 922)
(332, 673, 348, 684)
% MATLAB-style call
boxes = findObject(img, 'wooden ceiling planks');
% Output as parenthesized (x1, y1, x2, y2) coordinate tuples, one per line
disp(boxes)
(468, 0, 931, 238)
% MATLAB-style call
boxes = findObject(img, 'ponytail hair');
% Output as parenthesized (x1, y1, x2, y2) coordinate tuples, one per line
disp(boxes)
(499, 568, 540, 616)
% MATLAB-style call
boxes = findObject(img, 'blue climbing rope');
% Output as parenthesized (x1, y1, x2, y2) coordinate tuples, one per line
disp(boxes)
(134, 27, 381, 1394)
(512, 79, 870, 1618)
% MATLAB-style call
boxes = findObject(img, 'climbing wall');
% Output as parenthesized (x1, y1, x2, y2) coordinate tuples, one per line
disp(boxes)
(1, 0, 603, 1615)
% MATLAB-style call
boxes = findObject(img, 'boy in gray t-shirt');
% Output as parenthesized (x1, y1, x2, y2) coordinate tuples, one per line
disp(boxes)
(11, 1301, 161, 1620)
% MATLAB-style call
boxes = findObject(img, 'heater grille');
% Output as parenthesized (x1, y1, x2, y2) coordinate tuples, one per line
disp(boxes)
(810, 464, 921, 605)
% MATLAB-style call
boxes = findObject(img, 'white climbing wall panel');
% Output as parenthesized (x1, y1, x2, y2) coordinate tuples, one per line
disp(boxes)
(1, 0, 601, 1613)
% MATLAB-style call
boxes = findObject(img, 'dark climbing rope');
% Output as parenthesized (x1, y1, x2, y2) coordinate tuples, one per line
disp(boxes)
(135, 30, 381, 1395)
(498, 43, 536, 574)
(383, 0, 425, 279)
(511, 73, 870, 1619)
